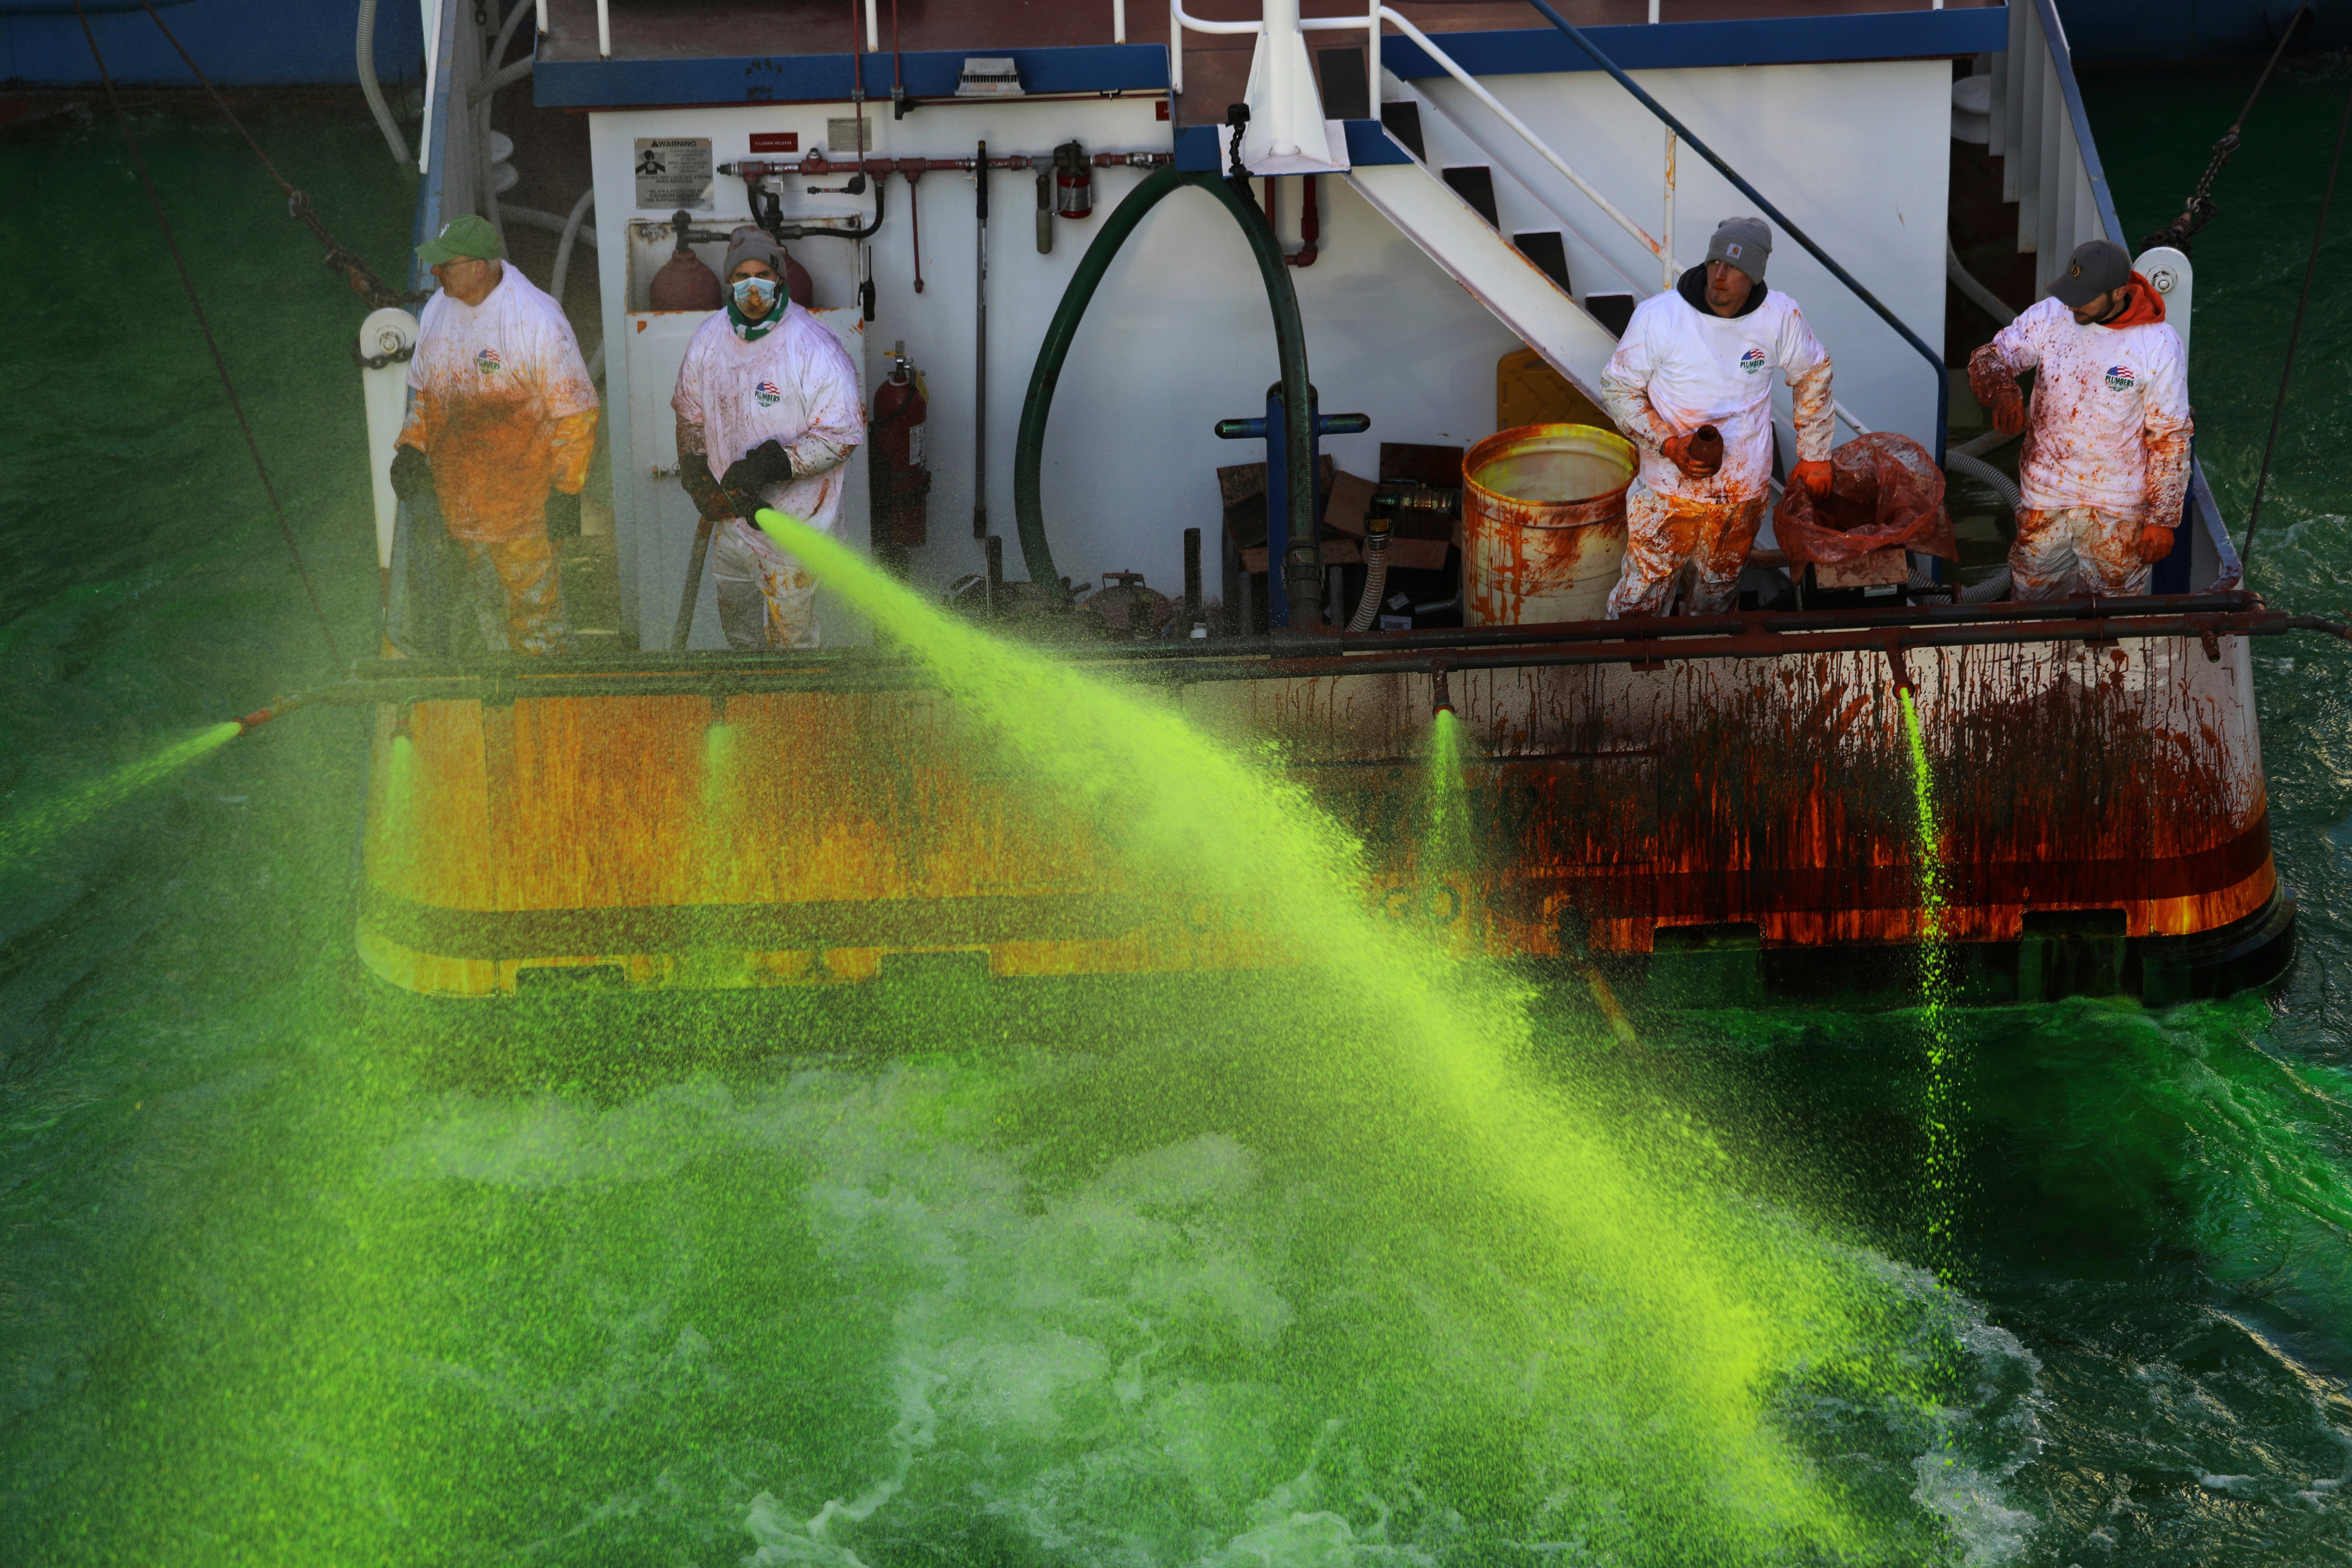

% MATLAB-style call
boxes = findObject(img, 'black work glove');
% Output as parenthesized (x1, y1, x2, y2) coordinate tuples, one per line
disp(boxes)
(390, 443, 433, 501)
(545, 489, 582, 539)
(720, 439, 794, 512)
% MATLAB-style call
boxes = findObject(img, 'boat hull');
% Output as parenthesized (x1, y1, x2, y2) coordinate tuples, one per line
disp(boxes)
(357, 633, 2285, 1004)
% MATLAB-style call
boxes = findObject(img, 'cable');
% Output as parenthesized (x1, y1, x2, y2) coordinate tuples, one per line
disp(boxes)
(2141, 4, 2311, 253)
(2240, 72, 2352, 575)
(75, 0, 346, 673)
(138, 0, 423, 310)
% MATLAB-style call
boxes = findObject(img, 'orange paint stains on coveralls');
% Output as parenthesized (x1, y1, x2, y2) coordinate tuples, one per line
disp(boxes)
(1968, 276, 2190, 601)
(398, 266, 600, 654)
(1598, 265, 1833, 617)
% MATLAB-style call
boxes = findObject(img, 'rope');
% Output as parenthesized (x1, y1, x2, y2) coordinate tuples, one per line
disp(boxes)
(2139, 4, 2311, 253)
(2239, 72, 2352, 575)
(137, 0, 426, 311)
(71, 0, 346, 672)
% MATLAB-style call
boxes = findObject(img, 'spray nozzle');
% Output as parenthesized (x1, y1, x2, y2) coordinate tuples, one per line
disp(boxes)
(1432, 661, 1454, 716)
(1885, 646, 1917, 700)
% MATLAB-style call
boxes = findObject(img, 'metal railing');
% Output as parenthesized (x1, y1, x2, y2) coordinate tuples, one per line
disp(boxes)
(1173, 3, 1907, 440)
(1987, 0, 2121, 293)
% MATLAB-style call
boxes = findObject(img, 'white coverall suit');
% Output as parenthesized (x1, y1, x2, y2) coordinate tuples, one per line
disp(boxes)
(1598, 271, 1834, 618)
(1968, 286, 2191, 600)
(672, 301, 865, 648)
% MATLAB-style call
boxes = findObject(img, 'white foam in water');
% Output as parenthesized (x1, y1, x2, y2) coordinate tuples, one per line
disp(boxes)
(385, 1065, 2056, 1563)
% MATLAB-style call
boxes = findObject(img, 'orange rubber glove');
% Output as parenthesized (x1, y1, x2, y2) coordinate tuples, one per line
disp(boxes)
(1790, 459, 1833, 499)
(1988, 381, 2026, 438)
(1660, 430, 1721, 478)
(2139, 523, 2177, 563)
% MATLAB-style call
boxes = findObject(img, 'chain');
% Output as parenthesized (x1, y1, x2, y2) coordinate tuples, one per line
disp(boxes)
(2140, 5, 2310, 254)
(351, 338, 416, 371)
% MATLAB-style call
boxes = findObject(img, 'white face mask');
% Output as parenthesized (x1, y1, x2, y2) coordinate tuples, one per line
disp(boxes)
(732, 275, 782, 310)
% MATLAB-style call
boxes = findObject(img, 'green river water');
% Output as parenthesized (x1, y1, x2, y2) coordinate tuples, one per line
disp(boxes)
(5, 59, 2352, 1566)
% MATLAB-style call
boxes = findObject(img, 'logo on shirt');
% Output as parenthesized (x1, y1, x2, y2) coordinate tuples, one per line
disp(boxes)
(1739, 348, 1768, 375)
(2104, 364, 2136, 392)
(475, 347, 503, 374)
(754, 379, 782, 407)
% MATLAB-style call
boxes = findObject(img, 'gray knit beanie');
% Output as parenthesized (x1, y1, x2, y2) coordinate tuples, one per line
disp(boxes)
(722, 226, 789, 293)
(1705, 217, 1772, 284)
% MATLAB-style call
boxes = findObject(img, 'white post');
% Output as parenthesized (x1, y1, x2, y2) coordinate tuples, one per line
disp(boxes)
(865, 0, 880, 53)
(1169, 0, 1183, 91)
(357, 308, 420, 572)
(1114, 0, 1126, 44)
(1265, 0, 1299, 156)
(1647, 0, 1659, 20)
(595, 0, 609, 57)
(1662, 127, 1676, 290)
(534, 0, 545, 35)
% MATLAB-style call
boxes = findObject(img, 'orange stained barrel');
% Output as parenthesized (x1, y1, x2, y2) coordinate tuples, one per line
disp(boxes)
(1462, 422, 1636, 625)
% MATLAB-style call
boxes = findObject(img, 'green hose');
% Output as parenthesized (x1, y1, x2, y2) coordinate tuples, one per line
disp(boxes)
(1013, 168, 1314, 613)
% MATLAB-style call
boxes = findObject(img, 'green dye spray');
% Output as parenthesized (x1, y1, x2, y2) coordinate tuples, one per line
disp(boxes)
(747, 510, 1950, 1558)
(1419, 706, 1473, 936)
(0, 722, 241, 870)
(1899, 686, 1960, 1273)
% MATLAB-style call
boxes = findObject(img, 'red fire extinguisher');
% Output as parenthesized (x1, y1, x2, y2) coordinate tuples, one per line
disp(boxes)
(871, 342, 930, 549)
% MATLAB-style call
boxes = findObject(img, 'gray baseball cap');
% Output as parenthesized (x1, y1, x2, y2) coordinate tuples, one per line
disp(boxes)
(1706, 217, 1771, 284)
(2049, 238, 2132, 307)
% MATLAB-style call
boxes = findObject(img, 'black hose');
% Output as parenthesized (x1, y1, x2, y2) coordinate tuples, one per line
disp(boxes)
(1012, 168, 1312, 612)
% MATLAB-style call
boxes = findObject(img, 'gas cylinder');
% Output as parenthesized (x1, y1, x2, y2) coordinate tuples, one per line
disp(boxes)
(649, 244, 723, 310)
(870, 343, 931, 548)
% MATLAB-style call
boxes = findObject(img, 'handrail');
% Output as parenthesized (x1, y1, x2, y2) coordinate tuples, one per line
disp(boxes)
(1513, 0, 1949, 462)
(2027, 0, 2123, 243)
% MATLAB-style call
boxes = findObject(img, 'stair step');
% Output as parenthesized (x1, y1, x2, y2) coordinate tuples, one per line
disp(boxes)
(1380, 99, 1426, 162)
(1440, 165, 1500, 229)
(1584, 293, 1636, 338)
(1513, 231, 1572, 295)
(1316, 46, 1371, 122)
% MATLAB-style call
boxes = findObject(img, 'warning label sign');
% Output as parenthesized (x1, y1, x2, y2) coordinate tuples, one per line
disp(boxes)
(633, 137, 713, 211)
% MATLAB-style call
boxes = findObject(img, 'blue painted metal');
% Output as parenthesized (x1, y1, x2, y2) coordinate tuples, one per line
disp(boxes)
(0, 0, 419, 83)
(1216, 387, 1370, 627)
(532, 42, 1166, 111)
(1379, 8, 2008, 83)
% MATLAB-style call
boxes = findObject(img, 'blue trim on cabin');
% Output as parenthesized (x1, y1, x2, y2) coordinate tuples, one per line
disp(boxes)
(1379, 8, 2010, 81)
(536, 7, 2008, 111)
(534, 42, 1168, 109)
(1172, 121, 1411, 172)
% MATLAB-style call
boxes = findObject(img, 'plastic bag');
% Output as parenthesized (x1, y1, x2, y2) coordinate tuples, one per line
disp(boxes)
(1772, 431, 1957, 566)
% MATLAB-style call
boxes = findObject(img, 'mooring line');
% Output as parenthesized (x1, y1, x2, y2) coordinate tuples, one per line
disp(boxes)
(68, 0, 345, 673)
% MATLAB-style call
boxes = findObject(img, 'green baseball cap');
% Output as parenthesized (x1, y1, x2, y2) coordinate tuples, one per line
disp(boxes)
(417, 212, 504, 265)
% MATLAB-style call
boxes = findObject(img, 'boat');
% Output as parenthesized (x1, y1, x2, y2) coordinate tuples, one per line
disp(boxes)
(345, 0, 2299, 1009)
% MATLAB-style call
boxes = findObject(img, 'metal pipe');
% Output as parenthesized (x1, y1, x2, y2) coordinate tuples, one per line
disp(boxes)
(1347, 515, 1391, 632)
(355, 0, 411, 164)
(596, 0, 609, 57)
(314, 603, 2328, 710)
(1184, 526, 1206, 636)
(972, 139, 990, 541)
(550, 185, 594, 303)
(672, 517, 716, 650)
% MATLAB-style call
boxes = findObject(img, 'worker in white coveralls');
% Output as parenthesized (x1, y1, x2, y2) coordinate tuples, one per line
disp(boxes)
(1967, 238, 2190, 599)
(390, 212, 600, 656)
(672, 227, 866, 649)
(1598, 217, 1835, 619)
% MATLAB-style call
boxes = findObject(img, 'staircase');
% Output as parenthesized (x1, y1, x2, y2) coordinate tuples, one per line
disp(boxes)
(1346, 91, 1631, 414)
